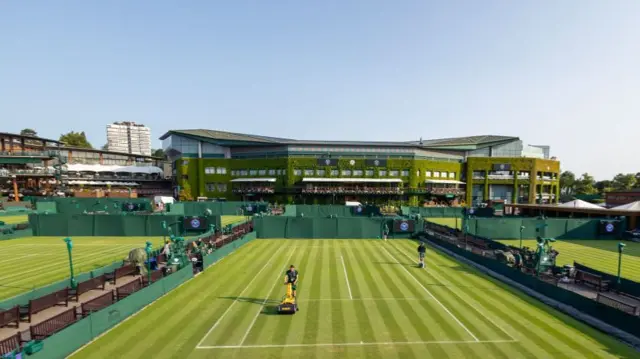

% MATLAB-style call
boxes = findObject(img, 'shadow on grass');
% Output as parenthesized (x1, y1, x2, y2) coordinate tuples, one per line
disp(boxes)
(217, 296, 280, 305)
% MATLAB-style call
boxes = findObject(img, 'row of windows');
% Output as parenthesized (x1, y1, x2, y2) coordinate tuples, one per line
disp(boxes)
(233, 169, 286, 176)
(204, 167, 227, 174)
(223, 168, 457, 178)
(205, 183, 228, 192)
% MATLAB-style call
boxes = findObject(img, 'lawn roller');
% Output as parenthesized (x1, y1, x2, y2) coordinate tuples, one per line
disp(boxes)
(277, 282, 298, 314)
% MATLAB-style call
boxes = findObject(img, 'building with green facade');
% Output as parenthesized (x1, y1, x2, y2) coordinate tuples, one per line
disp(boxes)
(160, 129, 560, 206)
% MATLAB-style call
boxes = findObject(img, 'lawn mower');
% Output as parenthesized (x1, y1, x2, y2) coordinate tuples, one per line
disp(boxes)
(276, 282, 298, 314)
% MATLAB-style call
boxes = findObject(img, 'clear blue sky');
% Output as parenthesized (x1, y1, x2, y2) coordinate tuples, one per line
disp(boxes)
(2, 1, 639, 179)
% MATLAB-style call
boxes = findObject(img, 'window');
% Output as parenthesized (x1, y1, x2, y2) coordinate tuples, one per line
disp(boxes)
(293, 169, 302, 176)
(353, 170, 363, 176)
(425, 171, 432, 177)
(204, 167, 215, 174)
(330, 169, 339, 176)
(433, 171, 440, 178)
(231, 170, 237, 176)
(240, 170, 248, 176)
(316, 169, 325, 176)
(217, 183, 227, 192)
(282, 169, 286, 175)
(389, 170, 399, 177)
(341, 170, 352, 176)
(182, 160, 189, 166)
(304, 169, 314, 176)
(205, 183, 216, 192)
(365, 170, 374, 176)
(449, 172, 455, 179)
(249, 170, 257, 176)
(258, 169, 266, 175)
(268, 169, 276, 175)
(216, 167, 227, 174)
(401, 170, 410, 177)
(276, 169, 281, 175)
(379, 170, 387, 176)
(416, 170, 420, 177)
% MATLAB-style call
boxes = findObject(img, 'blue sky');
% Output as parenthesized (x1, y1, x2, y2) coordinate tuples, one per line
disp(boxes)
(2, 1, 639, 179)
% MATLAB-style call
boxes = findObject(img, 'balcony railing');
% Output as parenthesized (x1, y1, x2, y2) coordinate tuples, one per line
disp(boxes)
(487, 175, 514, 180)
(301, 187, 403, 195)
(0, 168, 57, 177)
(0, 150, 58, 158)
(428, 188, 466, 196)
(232, 187, 275, 194)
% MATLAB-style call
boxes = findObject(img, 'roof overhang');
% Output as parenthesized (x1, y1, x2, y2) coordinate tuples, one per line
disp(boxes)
(302, 178, 402, 183)
(425, 179, 466, 185)
(230, 178, 276, 183)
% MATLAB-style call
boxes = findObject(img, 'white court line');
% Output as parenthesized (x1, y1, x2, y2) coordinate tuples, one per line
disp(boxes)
(394, 245, 516, 341)
(238, 248, 296, 346)
(299, 297, 424, 302)
(197, 339, 517, 349)
(340, 255, 353, 300)
(381, 246, 480, 342)
(195, 246, 285, 348)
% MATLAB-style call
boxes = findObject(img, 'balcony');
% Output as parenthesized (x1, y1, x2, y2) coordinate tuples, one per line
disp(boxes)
(487, 174, 514, 180)
(232, 187, 275, 194)
(0, 150, 58, 158)
(428, 187, 466, 196)
(301, 186, 403, 195)
(0, 167, 57, 177)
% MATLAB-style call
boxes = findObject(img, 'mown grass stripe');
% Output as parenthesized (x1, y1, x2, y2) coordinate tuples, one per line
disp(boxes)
(328, 241, 348, 359)
(408, 240, 621, 359)
(352, 240, 412, 359)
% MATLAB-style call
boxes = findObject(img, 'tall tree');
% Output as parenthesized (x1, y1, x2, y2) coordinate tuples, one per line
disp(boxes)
(59, 131, 93, 148)
(595, 180, 613, 194)
(559, 171, 576, 195)
(574, 173, 597, 195)
(20, 128, 37, 137)
(611, 173, 636, 191)
(152, 148, 165, 158)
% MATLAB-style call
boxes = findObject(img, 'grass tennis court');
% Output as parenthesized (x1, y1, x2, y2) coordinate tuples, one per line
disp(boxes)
(70, 239, 636, 359)
(222, 215, 249, 227)
(498, 239, 640, 282)
(425, 218, 462, 230)
(0, 236, 164, 301)
(0, 215, 29, 225)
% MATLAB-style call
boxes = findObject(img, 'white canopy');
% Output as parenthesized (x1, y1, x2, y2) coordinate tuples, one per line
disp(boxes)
(557, 199, 603, 209)
(67, 180, 139, 186)
(612, 201, 640, 211)
(302, 178, 402, 183)
(425, 179, 466, 185)
(65, 164, 163, 174)
(230, 178, 276, 183)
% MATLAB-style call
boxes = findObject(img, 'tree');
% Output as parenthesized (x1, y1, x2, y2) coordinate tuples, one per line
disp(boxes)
(559, 171, 576, 196)
(101, 144, 109, 151)
(611, 173, 636, 191)
(152, 149, 165, 158)
(59, 131, 93, 148)
(574, 173, 596, 195)
(594, 180, 613, 194)
(20, 128, 37, 137)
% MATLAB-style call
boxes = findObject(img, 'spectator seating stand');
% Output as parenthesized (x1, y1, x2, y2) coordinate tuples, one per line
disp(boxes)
(69, 275, 107, 302)
(0, 306, 20, 328)
(575, 269, 610, 292)
(106, 264, 138, 286)
(81, 291, 116, 317)
(20, 288, 69, 323)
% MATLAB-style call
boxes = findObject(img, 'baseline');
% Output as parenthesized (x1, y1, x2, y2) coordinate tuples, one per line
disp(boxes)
(198, 339, 518, 350)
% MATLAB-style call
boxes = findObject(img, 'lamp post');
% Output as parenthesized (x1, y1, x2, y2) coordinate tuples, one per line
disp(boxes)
(63, 237, 77, 289)
(520, 225, 525, 249)
(617, 242, 626, 289)
(463, 223, 469, 250)
(145, 241, 153, 285)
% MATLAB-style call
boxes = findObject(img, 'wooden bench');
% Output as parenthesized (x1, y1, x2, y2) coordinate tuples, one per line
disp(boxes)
(0, 306, 20, 328)
(597, 292, 640, 315)
(106, 264, 138, 286)
(575, 269, 610, 292)
(21, 288, 69, 323)
(70, 275, 107, 302)
(141, 270, 164, 286)
(116, 278, 143, 300)
(0, 332, 22, 357)
(30, 307, 77, 340)
(81, 291, 115, 317)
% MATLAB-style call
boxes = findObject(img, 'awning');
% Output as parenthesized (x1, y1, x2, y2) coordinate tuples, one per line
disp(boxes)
(425, 179, 466, 185)
(230, 178, 277, 183)
(302, 178, 402, 183)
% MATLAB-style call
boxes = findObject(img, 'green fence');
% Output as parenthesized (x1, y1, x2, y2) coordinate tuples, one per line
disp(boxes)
(26, 263, 194, 359)
(424, 234, 640, 340)
(465, 218, 620, 239)
(400, 206, 464, 218)
(169, 201, 267, 216)
(255, 216, 420, 239)
(203, 232, 257, 268)
(28, 214, 187, 237)
(33, 197, 153, 215)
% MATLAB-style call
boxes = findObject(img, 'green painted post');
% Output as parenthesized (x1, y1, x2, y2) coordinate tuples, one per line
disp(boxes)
(162, 220, 167, 243)
(520, 226, 525, 249)
(63, 237, 77, 289)
(535, 242, 544, 277)
(617, 242, 626, 289)
(145, 241, 153, 285)
(463, 222, 469, 249)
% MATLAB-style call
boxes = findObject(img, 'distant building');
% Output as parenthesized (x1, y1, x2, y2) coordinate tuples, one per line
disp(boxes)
(605, 189, 640, 207)
(107, 122, 151, 156)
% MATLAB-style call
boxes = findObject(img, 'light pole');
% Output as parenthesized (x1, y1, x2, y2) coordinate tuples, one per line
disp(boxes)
(520, 225, 525, 249)
(463, 223, 469, 249)
(145, 241, 153, 284)
(617, 242, 626, 289)
(63, 237, 77, 289)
